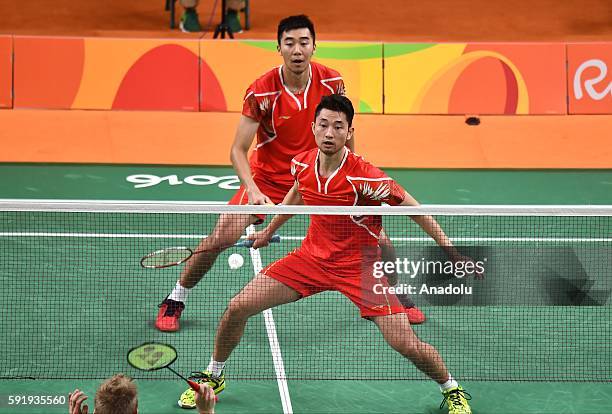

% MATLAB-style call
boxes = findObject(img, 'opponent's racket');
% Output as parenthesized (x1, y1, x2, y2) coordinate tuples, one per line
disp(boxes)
(140, 235, 281, 269)
(127, 342, 201, 392)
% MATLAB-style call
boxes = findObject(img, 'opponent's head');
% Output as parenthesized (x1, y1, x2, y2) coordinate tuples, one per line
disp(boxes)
(312, 94, 355, 155)
(277, 15, 316, 75)
(94, 374, 138, 414)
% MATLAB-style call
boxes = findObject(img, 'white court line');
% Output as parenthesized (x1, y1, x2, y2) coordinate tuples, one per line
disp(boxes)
(1, 233, 611, 243)
(245, 225, 293, 414)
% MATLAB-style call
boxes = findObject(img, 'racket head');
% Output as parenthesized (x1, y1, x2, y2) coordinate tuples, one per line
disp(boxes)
(140, 247, 193, 269)
(127, 342, 178, 371)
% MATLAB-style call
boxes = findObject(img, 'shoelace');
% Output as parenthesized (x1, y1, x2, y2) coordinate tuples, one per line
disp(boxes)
(188, 371, 222, 384)
(439, 388, 472, 410)
(189, 371, 210, 380)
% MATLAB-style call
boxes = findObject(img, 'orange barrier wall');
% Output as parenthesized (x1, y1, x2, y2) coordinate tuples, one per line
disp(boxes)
(0, 36, 12, 108)
(384, 43, 567, 114)
(14, 36, 200, 110)
(3, 36, 611, 169)
(13, 36, 610, 115)
(1, 109, 611, 168)
(568, 43, 612, 114)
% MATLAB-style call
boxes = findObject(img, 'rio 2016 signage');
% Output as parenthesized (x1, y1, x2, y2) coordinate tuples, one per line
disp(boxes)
(569, 44, 612, 114)
(574, 59, 612, 101)
(126, 174, 240, 189)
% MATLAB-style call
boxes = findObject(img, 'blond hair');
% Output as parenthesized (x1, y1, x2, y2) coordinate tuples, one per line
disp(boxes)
(94, 374, 138, 414)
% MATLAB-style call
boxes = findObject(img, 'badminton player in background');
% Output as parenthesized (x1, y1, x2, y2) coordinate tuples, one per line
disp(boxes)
(155, 14, 425, 334)
(178, 95, 477, 413)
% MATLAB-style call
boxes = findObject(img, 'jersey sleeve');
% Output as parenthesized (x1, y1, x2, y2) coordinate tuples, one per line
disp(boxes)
(337, 77, 346, 96)
(290, 154, 310, 181)
(241, 85, 263, 122)
(329, 76, 346, 96)
(319, 65, 346, 96)
(357, 162, 406, 206)
(329, 75, 346, 96)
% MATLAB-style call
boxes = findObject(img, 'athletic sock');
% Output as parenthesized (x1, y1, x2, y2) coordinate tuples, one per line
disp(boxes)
(207, 358, 226, 378)
(168, 281, 190, 303)
(439, 375, 459, 392)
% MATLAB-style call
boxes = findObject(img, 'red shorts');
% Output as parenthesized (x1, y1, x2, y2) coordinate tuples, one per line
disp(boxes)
(262, 249, 404, 318)
(228, 173, 293, 224)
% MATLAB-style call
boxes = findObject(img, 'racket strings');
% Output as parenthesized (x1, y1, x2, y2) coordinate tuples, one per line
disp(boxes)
(142, 247, 193, 268)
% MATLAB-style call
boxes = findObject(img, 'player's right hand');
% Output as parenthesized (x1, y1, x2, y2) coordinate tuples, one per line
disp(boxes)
(195, 384, 216, 414)
(247, 186, 273, 205)
(248, 230, 273, 249)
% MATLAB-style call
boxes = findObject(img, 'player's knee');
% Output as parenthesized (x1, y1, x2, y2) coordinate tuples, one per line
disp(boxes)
(205, 233, 229, 248)
(207, 231, 240, 249)
(225, 298, 255, 320)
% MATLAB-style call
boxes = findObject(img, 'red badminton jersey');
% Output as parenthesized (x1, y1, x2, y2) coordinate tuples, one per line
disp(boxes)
(242, 62, 344, 188)
(291, 148, 406, 265)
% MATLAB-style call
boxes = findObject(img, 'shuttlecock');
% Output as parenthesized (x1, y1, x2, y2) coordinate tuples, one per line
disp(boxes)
(228, 253, 244, 269)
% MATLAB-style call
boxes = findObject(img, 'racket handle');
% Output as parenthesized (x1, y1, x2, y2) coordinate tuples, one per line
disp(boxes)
(236, 234, 281, 248)
(188, 381, 218, 402)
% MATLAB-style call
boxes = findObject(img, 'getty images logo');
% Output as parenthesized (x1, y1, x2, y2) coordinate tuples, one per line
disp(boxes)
(573, 59, 612, 101)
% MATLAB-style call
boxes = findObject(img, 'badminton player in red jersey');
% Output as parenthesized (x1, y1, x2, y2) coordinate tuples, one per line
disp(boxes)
(156, 14, 424, 334)
(180, 95, 476, 413)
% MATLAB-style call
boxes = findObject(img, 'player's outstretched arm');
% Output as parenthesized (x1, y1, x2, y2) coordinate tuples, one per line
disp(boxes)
(401, 191, 484, 278)
(230, 115, 272, 205)
(400, 191, 460, 257)
(250, 183, 303, 248)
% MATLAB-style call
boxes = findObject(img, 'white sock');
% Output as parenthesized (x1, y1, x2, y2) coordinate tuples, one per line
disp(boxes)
(439, 375, 458, 392)
(206, 358, 225, 377)
(168, 281, 190, 303)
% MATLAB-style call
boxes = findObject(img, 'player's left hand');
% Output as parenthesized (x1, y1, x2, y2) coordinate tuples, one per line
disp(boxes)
(68, 389, 89, 414)
(247, 187, 273, 205)
(248, 230, 273, 249)
(451, 254, 485, 280)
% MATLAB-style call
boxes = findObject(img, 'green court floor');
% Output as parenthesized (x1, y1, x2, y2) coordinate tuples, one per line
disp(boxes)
(1, 164, 611, 414)
(1, 163, 612, 204)
(1, 379, 610, 413)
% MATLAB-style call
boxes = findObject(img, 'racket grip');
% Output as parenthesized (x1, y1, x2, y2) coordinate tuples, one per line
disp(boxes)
(188, 381, 218, 402)
(236, 234, 281, 248)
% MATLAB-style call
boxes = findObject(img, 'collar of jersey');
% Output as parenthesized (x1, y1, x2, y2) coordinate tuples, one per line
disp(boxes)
(314, 147, 350, 194)
(278, 64, 312, 110)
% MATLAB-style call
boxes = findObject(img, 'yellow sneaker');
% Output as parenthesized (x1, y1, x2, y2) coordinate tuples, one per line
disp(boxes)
(178, 370, 225, 409)
(440, 386, 472, 414)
